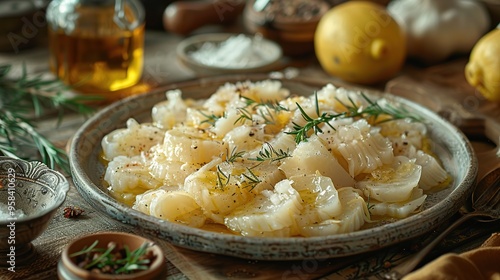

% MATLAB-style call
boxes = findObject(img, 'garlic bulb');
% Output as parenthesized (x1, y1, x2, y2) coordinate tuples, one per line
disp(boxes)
(388, 0, 491, 64)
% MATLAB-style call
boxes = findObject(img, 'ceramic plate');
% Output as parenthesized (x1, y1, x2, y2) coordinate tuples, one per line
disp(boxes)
(69, 75, 477, 261)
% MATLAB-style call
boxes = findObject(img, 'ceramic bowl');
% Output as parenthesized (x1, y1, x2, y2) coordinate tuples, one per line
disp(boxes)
(58, 231, 166, 280)
(176, 33, 283, 76)
(0, 156, 69, 266)
(243, 0, 330, 56)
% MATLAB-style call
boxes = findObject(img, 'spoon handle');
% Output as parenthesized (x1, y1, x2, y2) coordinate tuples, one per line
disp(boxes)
(383, 213, 475, 280)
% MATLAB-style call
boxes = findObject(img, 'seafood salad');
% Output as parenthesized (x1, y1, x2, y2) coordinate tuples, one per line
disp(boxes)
(101, 80, 450, 237)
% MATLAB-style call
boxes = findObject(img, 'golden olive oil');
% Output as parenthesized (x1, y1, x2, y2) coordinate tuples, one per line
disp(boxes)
(47, 1, 145, 94)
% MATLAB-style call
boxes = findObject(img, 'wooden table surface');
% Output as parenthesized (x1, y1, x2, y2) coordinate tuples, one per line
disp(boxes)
(1, 26, 499, 280)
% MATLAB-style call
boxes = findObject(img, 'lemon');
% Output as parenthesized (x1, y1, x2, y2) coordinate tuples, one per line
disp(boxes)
(465, 28, 500, 102)
(314, 1, 406, 85)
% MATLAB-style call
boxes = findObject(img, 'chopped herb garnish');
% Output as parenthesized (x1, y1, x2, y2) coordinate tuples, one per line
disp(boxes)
(248, 142, 291, 163)
(241, 168, 262, 191)
(199, 110, 222, 126)
(216, 165, 231, 190)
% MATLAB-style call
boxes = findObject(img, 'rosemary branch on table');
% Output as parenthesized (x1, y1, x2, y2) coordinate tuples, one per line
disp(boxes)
(0, 64, 100, 173)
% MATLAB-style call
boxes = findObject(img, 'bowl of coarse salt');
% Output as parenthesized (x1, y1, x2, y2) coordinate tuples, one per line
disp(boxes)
(0, 156, 69, 267)
(176, 33, 283, 76)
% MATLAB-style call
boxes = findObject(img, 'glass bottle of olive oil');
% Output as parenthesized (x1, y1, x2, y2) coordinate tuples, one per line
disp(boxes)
(46, 0, 145, 94)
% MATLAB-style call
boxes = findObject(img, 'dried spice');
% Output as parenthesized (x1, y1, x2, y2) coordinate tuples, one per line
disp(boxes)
(256, 0, 327, 20)
(63, 206, 85, 218)
(70, 241, 156, 275)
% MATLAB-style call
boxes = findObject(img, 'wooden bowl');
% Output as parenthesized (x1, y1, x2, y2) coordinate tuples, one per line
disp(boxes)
(58, 231, 166, 280)
(243, 0, 330, 56)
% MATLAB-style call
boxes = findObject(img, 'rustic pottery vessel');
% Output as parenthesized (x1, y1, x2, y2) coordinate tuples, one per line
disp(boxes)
(243, 0, 330, 56)
(68, 75, 477, 261)
(0, 156, 69, 266)
(58, 231, 166, 280)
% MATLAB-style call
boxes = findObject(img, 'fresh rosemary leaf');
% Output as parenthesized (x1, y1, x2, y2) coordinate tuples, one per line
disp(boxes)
(286, 91, 422, 143)
(0, 63, 100, 173)
(247, 142, 290, 163)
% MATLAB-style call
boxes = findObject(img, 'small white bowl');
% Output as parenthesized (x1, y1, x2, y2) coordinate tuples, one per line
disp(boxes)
(177, 33, 283, 76)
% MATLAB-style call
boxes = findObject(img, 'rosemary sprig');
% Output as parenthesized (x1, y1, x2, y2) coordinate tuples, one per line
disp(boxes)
(287, 93, 338, 143)
(234, 107, 253, 125)
(0, 64, 100, 173)
(241, 96, 289, 125)
(115, 242, 152, 274)
(199, 110, 222, 126)
(225, 147, 245, 163)
(286, 92, 422, 143)
(240, 168, 261, 191)
(248, 142, 291, 163)
(70, 240, 154, 275)
(216, 165, 231, 190)
(241, 96, 288, 113)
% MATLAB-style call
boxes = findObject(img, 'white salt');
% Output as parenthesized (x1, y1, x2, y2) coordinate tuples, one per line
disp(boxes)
(0, 202, 26, 219)
(189, 34, 275, 69)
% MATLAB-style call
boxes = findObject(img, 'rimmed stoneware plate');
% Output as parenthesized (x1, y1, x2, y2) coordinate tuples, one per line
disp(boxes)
(69, 75, 477, 261)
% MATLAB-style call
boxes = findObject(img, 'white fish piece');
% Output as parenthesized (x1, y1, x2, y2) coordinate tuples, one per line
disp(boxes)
(101, 118, 164, 160)
(202, 85, 242, 116)
(379, 118, 427, 150)
(185, 107, 214, 130)
(163, 126, 226, 164)
(216, 79, 289, 102)
(146, 145, 202, 186)
(211, 108, 242, 137)
(152, 89, 188, 129)
(280, 134, 355, 188)
(104, 155, 163, 194)
(184, 158, 258, 224)
(246, 132, 296, 160)
(219, 160, 285, 194)
(356, 156, 422, 203)
(331, 119, 394, 177)
(133, 188, 168, 215)
(291, 173, 343, 227)
(149, 189, 207, 228)
(299, 187, 369, 237)
(222, 125, 265, 154)
(413, 150, 450, 190)
(224, 179, 303, 236)
(368, 187, 427, 219)
(314, 84, 365, 115)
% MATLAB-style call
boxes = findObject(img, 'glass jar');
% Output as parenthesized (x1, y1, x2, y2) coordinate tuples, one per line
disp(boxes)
(46, 0, 145, 94)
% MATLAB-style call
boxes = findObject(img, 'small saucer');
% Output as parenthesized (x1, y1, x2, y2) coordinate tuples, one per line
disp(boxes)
(176, 33, 283, 76)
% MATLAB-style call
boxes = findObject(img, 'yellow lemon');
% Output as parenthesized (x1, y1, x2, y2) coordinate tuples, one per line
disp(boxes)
(314, 1, 406, 85)
(465, 28, 500, 102)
